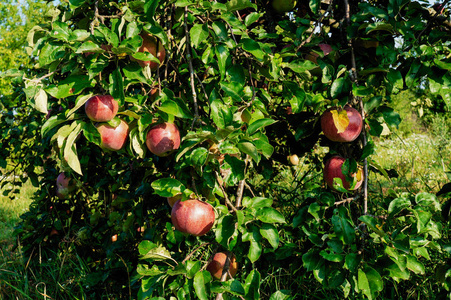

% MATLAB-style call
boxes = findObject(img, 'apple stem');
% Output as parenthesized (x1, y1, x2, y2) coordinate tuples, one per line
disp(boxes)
(184, 7, 199, 123)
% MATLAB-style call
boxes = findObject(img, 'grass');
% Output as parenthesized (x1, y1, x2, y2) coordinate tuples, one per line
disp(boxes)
(371, 113, 451, 196)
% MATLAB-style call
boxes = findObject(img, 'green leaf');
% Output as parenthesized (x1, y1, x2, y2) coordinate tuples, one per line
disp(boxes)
(245, 226, 262, 263)
(243, 270, 261, 298)
(210, 99, 233, 128)
(283, 60, 318, 74)
(140, 244, 175, 263)
(269, 290, 291, 300)
(406, 255, 425, 275)
(96, 24, 119, 47)
(332, 207, 356, 244)
(302, 249, 323, 272)
(358, 266, 383, 300)
(151, 178, 185, 197)
(34, 89, 48, 114)
(237, 141, 259, 164)
(379, 106, 401, 128)
(215, 215, 236, 248)
(319, 250, 343, 262)
(123, 64, 148, 84)
(159, 99, 193, 119)
(215, 44, 230, 79)
(256, 207, 286, 224)
(415, 192, 441, 212)
(260, 223, 280, 249)
(193, 271, 212, 300)
(46, 75, 94, 99)
(388, 197, 411, 218)
(109, 68, 125, 105)
(190, 24, 209, 48)
(63, 121, 83, 175)
(226, 0, 257, 11)
(130, 127, 145, 158)
(359, 215, 385, 237)
(247, 118, 277, 135)
(240, 38, 266, 61)
(242, 197, 273, 209)
(51, 21, 71, 42)
(434, 59, 451, 71)
(38, 41, 65, 66)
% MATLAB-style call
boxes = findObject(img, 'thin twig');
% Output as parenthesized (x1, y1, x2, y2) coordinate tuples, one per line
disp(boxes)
(215, 172, 238, 212)
(184, 7, 199, 126)
(296, 3, 333, 51)
(181, 242, 212, 264)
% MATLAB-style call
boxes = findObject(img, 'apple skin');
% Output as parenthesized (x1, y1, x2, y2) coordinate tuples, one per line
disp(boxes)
(206, 252, 238, 280)
(85, 95, 119, 122)
(321, 106, 363, 142)
(171, 199, 215, 236)
(271, 0, 297, 14)
(133, 33, 166, 69)
(111, 234, 118, 243)
(56, 172, 76, 199)
(146, 122, 181, 157)
(96, 119, 129, 151)
(323, 156, 363, 191)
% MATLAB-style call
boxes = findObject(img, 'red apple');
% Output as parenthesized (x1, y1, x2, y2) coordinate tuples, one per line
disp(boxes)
(323, 156, 363, 191)
(56, 172, 76, 199)
(111, 234, 118, 242)
(96, 119, 129, 151)
(85, 95, 119, 122)
(321, 106, 363, 142)
(206, 252, 238, 280)
(146, 122, 180, 157)
(171, 199, 215, 236)
(133, 33, 166, 69)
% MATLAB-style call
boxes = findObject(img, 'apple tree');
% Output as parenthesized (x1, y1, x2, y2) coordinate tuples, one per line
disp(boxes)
(11, 0, 451, 298)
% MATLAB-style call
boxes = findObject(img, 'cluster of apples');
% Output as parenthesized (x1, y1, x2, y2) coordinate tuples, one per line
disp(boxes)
(321, 106, 364, 191)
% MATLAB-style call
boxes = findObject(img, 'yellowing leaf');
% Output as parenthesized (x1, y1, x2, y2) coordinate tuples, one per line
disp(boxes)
(331, 109, 349, 134)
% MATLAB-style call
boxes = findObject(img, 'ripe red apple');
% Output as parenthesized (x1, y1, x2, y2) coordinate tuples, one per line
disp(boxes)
(146, 122, 180, 157)
(271, 0, 297, 14)
(111, 234, 118, 242)
(133, 33, 166, 69)
(206, 252, 238, 280)
(323, 156, 363, 191)
(56, 172, 76, 199)
(171, 199, 215, 236)
(96, 119, 129, 151)
(85, 95, 119, 122)
(321, 106, 363, 142)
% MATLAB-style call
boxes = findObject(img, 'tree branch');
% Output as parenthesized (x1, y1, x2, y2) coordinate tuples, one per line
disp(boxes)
(184, 7, 199, 127)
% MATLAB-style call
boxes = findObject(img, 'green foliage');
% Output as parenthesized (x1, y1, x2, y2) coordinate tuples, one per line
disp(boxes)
(1, 0, 451, 299)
